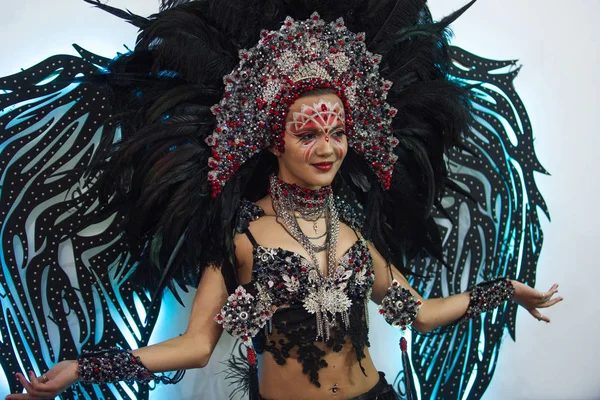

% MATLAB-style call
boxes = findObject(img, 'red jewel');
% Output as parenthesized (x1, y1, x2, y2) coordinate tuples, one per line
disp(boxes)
(247, 348, 257, 365)
(379, 309, 385, 314)
(400, 337, 408, 352)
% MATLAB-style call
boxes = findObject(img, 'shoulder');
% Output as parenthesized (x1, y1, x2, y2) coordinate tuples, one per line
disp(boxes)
(234, 199, 266, 233)
(334, 196, 365, 232)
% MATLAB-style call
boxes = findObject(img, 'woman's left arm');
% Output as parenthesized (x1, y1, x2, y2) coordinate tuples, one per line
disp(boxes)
(367, 241, 563, 333)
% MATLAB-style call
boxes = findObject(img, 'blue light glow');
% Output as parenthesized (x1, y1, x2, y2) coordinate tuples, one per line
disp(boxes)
(35, 68, 64, 86)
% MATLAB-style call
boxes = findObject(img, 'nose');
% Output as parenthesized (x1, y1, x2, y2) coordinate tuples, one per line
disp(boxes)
(314, 135, 334, 158)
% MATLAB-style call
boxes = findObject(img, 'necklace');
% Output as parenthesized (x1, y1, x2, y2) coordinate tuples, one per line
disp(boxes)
(269, 175, 334, 256)
(269, 175, 350, 341)
(295, 210, 324, 235)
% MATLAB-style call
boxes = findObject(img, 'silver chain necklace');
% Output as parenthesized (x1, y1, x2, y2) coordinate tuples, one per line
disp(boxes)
(269, 175, 336, 260)
(269, 175, 349, 341)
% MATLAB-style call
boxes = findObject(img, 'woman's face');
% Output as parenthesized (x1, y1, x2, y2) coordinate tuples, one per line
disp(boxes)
(275, 93, 348, 189)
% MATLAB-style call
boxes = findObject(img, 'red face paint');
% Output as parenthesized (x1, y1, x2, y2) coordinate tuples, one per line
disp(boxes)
(277, 95, 349, 189)
(285, 99, 346, 165)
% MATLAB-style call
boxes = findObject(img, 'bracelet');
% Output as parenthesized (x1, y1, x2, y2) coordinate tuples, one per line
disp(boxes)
(77, 348, 184, 384)
(465, 278, 515, 320)
(378, 280, 422, 330)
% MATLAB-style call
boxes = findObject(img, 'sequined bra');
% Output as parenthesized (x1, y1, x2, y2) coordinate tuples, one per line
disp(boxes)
(218, 199, 374, 387)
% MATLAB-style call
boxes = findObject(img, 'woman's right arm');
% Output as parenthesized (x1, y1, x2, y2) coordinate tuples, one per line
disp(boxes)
(133, 265, 228, 371)
(8, 265, 228, 399)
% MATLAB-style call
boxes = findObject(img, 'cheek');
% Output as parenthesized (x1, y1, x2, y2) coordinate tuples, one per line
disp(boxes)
(283, 135, 317, 165)
(302, 141, 317, 163)
(332, 136, 347, 159)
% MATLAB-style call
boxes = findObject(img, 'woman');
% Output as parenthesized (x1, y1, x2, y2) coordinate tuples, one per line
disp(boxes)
(3, 1, 561, 399)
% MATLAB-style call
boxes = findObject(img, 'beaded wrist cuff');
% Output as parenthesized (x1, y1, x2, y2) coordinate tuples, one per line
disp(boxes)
(77, 348, 184, 384)
(465, 278, 515, 319)
(378, 280, 422, 330)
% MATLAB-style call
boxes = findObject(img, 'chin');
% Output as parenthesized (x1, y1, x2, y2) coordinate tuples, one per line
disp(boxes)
(299, 169, 338, 188)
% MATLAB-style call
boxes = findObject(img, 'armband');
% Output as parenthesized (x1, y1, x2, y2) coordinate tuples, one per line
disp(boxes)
(378, 280, 422, 400)
(77, 348, 184, 384)
(214, 284, 272, 400)
(464, 277, 515, 320)
(213, 284, 273, 344)
(378, 280, 422, 330)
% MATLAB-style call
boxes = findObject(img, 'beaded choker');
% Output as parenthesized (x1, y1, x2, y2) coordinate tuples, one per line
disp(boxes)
(268, 175, 332, 217)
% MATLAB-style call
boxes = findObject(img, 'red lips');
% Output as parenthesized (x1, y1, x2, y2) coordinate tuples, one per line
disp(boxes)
(312, 162, 333, 171)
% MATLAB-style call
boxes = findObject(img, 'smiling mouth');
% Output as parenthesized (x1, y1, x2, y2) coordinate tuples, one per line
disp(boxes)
(312, 162, 334, 171)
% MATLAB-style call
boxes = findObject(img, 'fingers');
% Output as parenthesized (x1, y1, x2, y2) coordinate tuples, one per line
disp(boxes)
(8, 372, 57, 399)
(539, 283, 559, 303)
(529, 308, 551, 323)
(14, 373, 34, 395)
(538, 295, 563, 309)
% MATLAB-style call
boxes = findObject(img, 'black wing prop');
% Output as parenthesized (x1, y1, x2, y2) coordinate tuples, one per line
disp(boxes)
(0, 48, 169, 399)
(396, 47, 549, 400)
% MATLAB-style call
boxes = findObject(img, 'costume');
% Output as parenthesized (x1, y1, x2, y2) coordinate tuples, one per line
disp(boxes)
(0, 0, 548, 399)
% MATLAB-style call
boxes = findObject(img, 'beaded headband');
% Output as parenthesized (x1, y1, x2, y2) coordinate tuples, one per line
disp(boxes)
(205, 13, 399, 197)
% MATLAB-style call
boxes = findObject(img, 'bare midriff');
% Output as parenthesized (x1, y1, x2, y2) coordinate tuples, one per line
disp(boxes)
(258, 343, 380, 400)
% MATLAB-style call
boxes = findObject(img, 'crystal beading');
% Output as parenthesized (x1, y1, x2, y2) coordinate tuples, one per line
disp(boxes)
(465, 278, 515, 319)
(206, 13, 399, 197)
(378, 280, 422, 331)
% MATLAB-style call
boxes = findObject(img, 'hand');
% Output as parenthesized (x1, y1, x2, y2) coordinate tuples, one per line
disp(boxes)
(511, 281, 563, 323)
(6, 360, 79, 400)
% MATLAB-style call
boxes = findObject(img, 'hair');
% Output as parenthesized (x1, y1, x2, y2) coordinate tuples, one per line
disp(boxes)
(298, 88, 337, 98)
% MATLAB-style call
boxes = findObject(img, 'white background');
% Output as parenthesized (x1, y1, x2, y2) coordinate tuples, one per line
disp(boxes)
(1, 1, 598, 399)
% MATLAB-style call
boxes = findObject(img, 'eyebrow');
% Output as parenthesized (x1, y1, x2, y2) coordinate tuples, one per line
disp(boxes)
(292, 124, 345, 134)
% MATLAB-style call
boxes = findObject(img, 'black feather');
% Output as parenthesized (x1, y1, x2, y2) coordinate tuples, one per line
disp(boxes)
(77, 0, 473, 302)
(82, 0, 149, 28)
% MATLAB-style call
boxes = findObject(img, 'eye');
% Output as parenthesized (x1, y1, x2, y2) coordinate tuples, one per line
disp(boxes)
(298, 133, 317, 141)
(331, 130, 345, 138)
